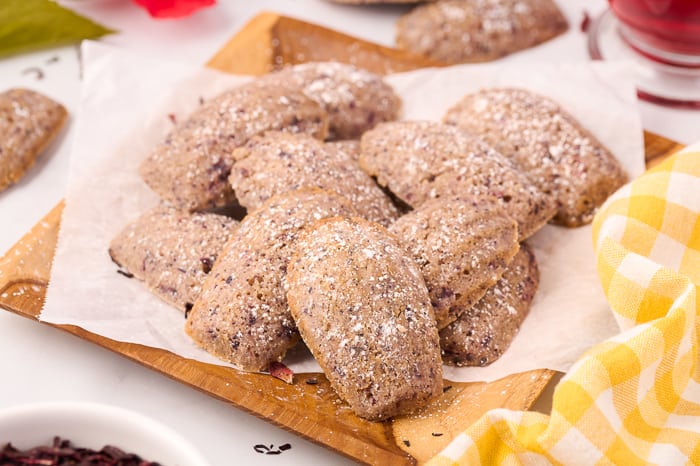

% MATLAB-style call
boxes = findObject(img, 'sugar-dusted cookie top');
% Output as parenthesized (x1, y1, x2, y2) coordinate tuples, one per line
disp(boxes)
(260, 61, 402, 140)
(443, 88, 628, 226)
(230, 131, 399, 226)
(396, 0, 568, 64)
(287, 216, 442, 421)
(140, 82, 328, 211)
(440, 243, 539, 367)
(390, 195, 519, 328)
(360, 120, 556, 239)
(185, 188, 356, 372)
(0, 88, 67, 192)
(327, 139, 361, 162)
(109, 205, 238, 313)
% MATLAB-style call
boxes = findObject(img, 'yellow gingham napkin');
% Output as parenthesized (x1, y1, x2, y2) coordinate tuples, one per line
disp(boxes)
(428, 148, 700, 465)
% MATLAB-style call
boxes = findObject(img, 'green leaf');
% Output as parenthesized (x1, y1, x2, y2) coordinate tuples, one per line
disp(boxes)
(0, 0, 116, 58)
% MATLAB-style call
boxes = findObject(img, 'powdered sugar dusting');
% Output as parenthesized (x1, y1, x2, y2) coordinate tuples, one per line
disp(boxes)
(109, 206, 237, 313)
(396, 0, 568, 64)
(140, 82, 328, 211)
(359, 120, 557, 239)
(230, 131, 399, 226)
(443, 88, 628, 226)
(440, 245, 539, 367)
(286, 216, 443, 420)
(390, 196, 519, 328)
(184, 189, 356, 371)
(259, 61, 402, 140)
(0, 89, 67, 191)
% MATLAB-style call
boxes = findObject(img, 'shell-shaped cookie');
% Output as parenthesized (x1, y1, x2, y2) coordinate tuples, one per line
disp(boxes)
(184, 188, 356, 372)
(396, 0, 568, 64)
(230, 131, 399, 226)
(443, 88, 628, 226)
(359, 120, 556, 239)
(140, 82, 328, 212)
(260, 61, 402, 140)
(389, 196, 519, 329)
(108, 205, 237, 313)
(440, 243, 539, 366)
(0, 88, 67, 192)
(287, 216, 443, 421)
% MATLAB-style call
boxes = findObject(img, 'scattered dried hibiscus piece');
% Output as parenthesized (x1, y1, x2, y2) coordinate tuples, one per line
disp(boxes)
(269, 361, 293, 384)
(581, 10, 591, 33)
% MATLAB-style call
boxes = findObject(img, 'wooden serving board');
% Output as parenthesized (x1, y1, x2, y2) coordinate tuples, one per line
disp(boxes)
(0, 12, 685, 466)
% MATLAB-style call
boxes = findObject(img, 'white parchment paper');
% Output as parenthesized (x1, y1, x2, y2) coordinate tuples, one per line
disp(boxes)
(42, 41, 645, 382)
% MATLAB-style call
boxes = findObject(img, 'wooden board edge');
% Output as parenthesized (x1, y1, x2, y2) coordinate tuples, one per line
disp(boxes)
(644, 131, 685, 168)
(270, 15, 440, 74)
(392, 368, 557, 462)
(206, 11, 280, 76)
(55, 322, 417, 465)
(206, 11, 439, 76)
(0, 201, 64, 318)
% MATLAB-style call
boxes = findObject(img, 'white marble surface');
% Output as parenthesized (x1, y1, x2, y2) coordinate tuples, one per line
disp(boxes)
(0, 1, 697, 464)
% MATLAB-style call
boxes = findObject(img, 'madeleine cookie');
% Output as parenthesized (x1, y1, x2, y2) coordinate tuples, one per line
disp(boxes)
(185, 189, 356, 372)
(0, 88, 67, 192)
(389, 196, 519, 329)
(359, 121, 556, 239)
(259, 62, 402, 140)
(108, 206, 237, 313)
(440, 244, 539, 366)
(443, 88, 628, 226)
(396, 0, 568, 64)
(140, 82, 328, 212)
(287, 216, 443, 421)
(230, 131, 399, 226)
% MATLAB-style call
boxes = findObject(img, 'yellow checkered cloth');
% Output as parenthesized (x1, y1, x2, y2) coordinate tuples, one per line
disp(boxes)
(428, 149, 700, 465)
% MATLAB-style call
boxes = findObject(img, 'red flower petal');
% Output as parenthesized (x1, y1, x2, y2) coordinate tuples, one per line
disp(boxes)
(269, 361, 294, 384)
(132, 0, 216, 19)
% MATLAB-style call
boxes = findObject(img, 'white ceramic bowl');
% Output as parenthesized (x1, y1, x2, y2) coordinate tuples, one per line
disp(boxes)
(0, 401, 211, 466)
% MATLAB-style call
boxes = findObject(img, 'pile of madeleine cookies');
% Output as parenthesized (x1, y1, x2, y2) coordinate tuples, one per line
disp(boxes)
(109, 61, 626, 420)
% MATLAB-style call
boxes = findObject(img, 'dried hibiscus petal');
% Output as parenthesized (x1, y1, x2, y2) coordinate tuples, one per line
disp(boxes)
(580, 10, 591, 33)
(269, 361, 293, 384)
